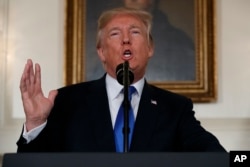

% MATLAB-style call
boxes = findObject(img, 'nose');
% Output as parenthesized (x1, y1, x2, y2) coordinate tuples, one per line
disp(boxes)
(122, 33, 131, 45)
(123, 39, 130, 45)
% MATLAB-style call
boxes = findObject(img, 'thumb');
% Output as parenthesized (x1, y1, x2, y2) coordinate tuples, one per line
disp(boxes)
(48, 90, 58, 104)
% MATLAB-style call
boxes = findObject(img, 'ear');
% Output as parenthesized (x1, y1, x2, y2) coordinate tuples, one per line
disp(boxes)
(148, 44, 154, 58)
(97, 47, 106, 62)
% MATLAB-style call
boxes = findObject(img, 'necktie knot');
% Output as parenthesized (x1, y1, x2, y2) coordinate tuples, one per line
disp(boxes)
(128, 86, 136, 100)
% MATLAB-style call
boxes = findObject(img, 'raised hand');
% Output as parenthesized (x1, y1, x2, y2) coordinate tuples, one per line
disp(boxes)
(20, 59, 58, 131)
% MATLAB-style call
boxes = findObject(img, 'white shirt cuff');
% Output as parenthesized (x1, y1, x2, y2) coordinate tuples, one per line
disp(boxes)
(22, 121, 47, 143)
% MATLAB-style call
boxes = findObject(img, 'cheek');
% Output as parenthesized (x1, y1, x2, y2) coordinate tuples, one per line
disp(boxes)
(101, 47, 120, 65)
(138, 43, 153, 58)
(105, 41, 122, 58)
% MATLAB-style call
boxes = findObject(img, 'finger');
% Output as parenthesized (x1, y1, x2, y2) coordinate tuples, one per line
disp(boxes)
(20, 74, 27, 93)
(20, 59, 32, 92)
(48, 90, 58, 104)
(25, 59, 34, 87)
(34, 63, 42, 89)
(28, 60, 35, 84)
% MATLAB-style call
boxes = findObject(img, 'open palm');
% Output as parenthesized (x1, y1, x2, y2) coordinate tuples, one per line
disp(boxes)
(20, 59, 57, 131)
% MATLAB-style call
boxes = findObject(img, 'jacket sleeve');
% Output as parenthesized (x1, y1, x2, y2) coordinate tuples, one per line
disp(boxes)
(177, 98, 226, 152)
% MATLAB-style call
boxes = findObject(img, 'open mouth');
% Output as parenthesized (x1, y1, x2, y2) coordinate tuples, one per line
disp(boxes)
(123, 49, 132, 58)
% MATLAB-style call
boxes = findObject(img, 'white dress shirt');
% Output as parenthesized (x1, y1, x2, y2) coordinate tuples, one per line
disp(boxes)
(23, 74, 145, 143)
(105, 74, 144, 127)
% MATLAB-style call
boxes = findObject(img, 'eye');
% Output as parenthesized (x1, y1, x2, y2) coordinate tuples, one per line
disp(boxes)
(109, 30, 120, 37)
(131, 28, 141, 35)
(132, 30, 140, 34)
(110, 32, 118, 36)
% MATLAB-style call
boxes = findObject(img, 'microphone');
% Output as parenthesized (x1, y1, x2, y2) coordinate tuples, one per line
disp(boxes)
(116, 61, 134, 85)
(115, 61, 134, 152)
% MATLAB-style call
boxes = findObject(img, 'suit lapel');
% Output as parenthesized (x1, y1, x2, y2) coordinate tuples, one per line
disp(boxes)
(130, 83, 159, 151)
(87, 77, 160, 151)
(88, 76, 116, 151)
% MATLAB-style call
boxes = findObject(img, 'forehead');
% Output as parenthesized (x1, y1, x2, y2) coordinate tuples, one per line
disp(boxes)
(104, 14, 146, 30)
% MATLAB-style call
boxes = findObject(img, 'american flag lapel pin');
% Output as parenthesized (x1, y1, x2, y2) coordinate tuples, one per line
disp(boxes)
(151, 99, 157, 105)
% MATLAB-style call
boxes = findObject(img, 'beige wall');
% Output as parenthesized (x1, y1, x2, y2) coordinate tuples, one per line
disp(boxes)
(0, 0, 65, 153)
(0, 0, 250, 154)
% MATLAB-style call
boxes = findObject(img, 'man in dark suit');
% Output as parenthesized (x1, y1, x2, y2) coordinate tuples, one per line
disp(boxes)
(17, 7, 226, 152)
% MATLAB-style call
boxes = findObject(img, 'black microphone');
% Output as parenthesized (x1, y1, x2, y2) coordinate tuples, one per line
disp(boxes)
(116, 61, 134, 85)
(115, 61, 134, 152)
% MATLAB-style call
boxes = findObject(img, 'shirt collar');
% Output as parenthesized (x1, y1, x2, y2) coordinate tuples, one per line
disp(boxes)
(105, 74, 145, 100)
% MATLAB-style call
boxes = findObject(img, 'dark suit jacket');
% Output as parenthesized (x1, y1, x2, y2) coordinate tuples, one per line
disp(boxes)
(17, 75, 226, 152)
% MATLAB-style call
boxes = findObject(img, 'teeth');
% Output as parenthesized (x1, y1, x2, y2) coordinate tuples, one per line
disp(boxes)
(123, 50, 131, 57)
(124, 53, 131, 57)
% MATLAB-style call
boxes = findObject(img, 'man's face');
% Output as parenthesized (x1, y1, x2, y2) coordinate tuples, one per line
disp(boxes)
(97, 14, 154, 82)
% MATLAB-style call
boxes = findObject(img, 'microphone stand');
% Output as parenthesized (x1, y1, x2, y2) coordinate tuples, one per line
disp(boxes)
(122, 61, 130, 153)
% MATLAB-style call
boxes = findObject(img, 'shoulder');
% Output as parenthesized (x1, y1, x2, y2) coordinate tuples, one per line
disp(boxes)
(147, 83, 190, 100)
(55, 76, 106, 101)
(58, 80, 96, 93)
(145, 83, 193, 108)
(58, 76, 105, 93)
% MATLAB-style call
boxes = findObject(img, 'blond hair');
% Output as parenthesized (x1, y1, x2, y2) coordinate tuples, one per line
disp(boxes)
(96, 7, 153, 48)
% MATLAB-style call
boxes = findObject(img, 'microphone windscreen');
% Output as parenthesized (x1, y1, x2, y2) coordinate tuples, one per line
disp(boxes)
(116, 62, 134, 85)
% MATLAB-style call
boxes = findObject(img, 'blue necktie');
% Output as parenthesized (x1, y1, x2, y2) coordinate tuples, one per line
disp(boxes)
(114, 86, 136, 152)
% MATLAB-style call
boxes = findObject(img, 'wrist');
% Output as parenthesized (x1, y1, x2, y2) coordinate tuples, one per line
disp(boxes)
(25, 119, 46, 132)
